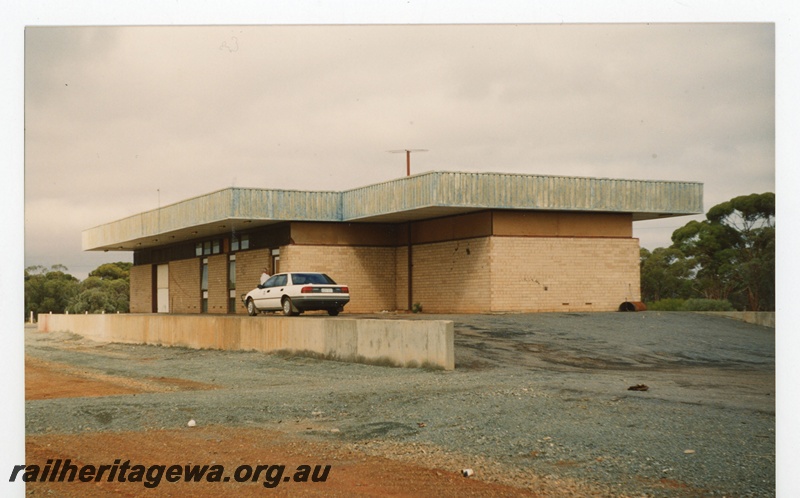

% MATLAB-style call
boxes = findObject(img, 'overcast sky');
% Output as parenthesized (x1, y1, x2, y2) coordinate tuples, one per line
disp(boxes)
(23, 22, 775, 279)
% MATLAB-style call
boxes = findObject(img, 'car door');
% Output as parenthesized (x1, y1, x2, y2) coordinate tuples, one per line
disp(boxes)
(261, 273, 288, 310)
(254, 274, 278, 309)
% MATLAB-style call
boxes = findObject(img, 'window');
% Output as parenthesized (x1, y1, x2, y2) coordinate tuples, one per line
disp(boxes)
(228, 255, 236, 290)
(201, 258, 209, 291)
(272, 248, 280, 274)
(291, 273, 335, 285)
(201, 258, 209, 313)
(196, 238, 223, 257)
(261, 274, 287, 288)
(228, 255, 236, 313)
(231, 234, 250, 252)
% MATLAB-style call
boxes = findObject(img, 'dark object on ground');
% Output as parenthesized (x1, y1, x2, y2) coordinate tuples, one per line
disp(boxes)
(619, 301, 647, 312)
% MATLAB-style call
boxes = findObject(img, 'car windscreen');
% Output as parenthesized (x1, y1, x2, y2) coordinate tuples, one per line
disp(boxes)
(291, 273, 336, 285)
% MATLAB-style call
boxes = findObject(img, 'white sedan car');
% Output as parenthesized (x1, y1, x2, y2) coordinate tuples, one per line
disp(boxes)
(242, 272, 350, 316)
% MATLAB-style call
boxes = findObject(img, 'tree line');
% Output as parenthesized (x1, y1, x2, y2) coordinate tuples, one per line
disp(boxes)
(640, 192, 775, 311)
(25, 262, 132, 320)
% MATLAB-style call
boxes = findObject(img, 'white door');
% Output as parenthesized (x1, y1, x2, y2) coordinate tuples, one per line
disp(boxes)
(156, 264, 169, 313)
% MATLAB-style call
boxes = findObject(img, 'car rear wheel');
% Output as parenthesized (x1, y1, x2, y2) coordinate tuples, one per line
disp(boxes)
(282, 297, 296, 316)
(327, 309, 340, 316)
(246, 298, 257, 316)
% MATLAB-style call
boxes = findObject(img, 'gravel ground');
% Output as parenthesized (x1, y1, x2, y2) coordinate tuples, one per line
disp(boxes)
(25, 312, 775, 497)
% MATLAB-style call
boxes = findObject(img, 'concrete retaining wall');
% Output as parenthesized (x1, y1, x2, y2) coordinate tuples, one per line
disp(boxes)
(699, 311, 776, 329)
(37, 314, 454, 370)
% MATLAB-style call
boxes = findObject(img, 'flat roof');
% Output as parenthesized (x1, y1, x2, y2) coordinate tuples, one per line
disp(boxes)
(83, 171, 703, 251)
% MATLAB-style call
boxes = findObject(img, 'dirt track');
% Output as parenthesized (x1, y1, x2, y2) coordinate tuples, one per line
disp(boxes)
(23, 312, 775, 496)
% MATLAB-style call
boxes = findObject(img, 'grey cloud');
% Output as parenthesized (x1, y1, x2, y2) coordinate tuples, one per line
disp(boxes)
(24, 24, 774, 276)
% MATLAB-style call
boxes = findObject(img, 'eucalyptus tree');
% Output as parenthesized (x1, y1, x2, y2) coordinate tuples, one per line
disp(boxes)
(671, 193, 774, 311)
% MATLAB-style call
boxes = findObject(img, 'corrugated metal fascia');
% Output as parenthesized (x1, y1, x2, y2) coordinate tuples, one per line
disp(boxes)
(82, 187, 234, 232)
(82, 189, 235, 249)
(436, 171, 703, 214)
(231, 187, 341, 221)
(341, 171, 703, 220)
(341, 172, 440, 220)
(155, 189, 233, 233)
(83, 172, 703, 250)
(84, 186, 342, 249)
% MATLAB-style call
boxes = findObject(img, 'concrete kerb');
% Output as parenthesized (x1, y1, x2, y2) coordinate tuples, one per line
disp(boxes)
(36, 314, 455, 370)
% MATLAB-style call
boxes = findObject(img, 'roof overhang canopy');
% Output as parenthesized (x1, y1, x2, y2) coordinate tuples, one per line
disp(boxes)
(83, 171, 703, 251)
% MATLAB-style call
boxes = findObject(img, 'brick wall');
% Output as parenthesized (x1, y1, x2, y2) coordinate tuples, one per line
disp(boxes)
(490, 237, 641, 312)
(234, 248, 272, 315)
(168, 258, 201, 313)
(410, 237, 493, 313)
(129, 264, 152, 313)
(280, 245, 397, 313)
(395, 246, 409, 311)
(207, 254, 229, 314)
(271, 236, 639, 313)
(128, 223, 641, 315)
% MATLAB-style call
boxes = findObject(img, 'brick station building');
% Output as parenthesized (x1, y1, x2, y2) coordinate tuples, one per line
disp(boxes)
(83, 171, 703, 314)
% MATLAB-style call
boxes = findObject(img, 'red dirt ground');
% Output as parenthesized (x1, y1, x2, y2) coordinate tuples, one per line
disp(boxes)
(25, 358, 548, 497)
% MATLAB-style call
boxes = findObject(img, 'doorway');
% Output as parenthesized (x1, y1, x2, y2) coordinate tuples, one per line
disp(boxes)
(156, 264, 169, 313)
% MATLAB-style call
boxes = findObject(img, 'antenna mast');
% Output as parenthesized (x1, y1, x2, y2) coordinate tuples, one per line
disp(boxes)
(388, 149, 428, 176)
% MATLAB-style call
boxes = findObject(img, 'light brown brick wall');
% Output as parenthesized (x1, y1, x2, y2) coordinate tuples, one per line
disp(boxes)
(395, 246, 409, 311)
(280, 245, 397, 313)
(169, 258, 201, 313)
(233, 248, 272, 314)
(489, 237, 641, 312)
(207, 254, 229, 314)
(413, 211, 493, 244)
(492, 211, 633, 238)
(276, 236, 640, 313)
(410, 238, 493, 313)
(129, 264, 152, 313)
(129, 225, 641, 314)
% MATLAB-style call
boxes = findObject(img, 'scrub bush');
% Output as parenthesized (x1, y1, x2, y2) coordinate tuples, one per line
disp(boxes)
(681, 298, 735, 311)
(646, 298, 686, 311)
(646, 298, 734, 311)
